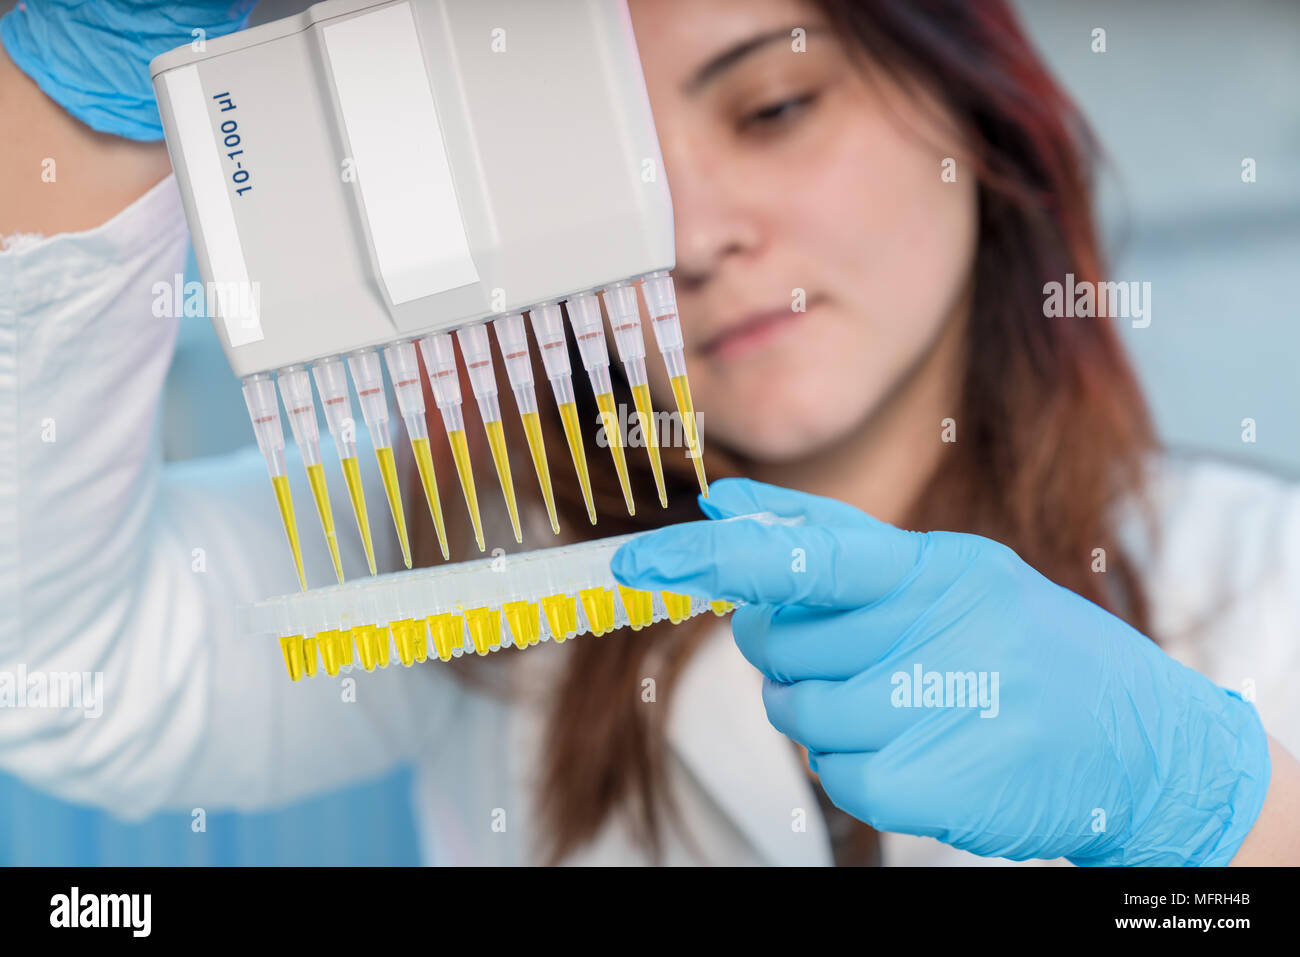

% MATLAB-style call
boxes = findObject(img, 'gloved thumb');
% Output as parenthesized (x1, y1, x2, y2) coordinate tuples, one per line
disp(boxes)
(698, 477, 873, 529)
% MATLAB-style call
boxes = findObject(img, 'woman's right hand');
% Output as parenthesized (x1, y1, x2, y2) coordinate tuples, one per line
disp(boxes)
(611, 478, 1273, 866)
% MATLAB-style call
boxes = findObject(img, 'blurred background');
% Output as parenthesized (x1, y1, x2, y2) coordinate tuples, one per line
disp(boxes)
(2, 0, 1297, 864)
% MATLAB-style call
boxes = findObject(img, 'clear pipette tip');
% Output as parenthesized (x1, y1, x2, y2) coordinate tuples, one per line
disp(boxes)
(347, 350, 414, 568)
(492, 313, 561, 535)
(528, 303, 598, 524)
(278, 366, 345, 585)
(457, 323, 523, 544)
(640, 272, 709, 496)
(418, 333, 486, 552)
(241, 373, 307, 591)
(383, 341, 450, 560)
(312, 357, 377, 576)
(567, 292, 635, 516)
(603, 283, 668, 507)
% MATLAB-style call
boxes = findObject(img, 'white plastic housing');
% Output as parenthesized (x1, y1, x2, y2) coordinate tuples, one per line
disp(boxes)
(151, 0, 674, 379)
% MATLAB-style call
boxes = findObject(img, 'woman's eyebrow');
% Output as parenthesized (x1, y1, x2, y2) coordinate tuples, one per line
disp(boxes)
(683, 26, 817, 94)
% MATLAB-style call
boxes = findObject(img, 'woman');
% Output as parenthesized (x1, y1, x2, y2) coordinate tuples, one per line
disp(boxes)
(1, 0, 1296, 866)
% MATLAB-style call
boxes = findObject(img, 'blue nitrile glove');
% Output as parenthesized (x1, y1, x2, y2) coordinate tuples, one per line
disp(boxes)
(0, 0, 256, 140)
(611, 478, 1272, 866)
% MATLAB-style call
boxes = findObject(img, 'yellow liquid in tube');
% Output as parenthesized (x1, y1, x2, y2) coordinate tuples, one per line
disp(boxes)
(630, 383, 667, 508)
(306, 462, 345, 585)
(340, 456, 377, 576)
(446, 429, 486, 552)
(409, 436, 450, 560)
(520, 411, 560, 534)
(271, 473, 307, 591)
(374, 445, 412, 568)
(483, 419, 523, 543)
(558, 402, 597, 525)
(670, 374, 709, 497)
(595, 392, 635, 516)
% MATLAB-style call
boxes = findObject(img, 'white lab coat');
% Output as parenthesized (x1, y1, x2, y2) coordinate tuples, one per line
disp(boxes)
(2, 175, 1298, 866)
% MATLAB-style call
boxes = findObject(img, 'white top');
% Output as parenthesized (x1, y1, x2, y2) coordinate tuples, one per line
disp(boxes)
(2, 175, 1297, 866)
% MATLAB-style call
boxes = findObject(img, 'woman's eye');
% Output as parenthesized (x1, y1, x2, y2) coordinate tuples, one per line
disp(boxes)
(738, 92, 818, 134)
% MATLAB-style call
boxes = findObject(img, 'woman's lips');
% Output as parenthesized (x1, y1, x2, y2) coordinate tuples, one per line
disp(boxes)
(701, 303, 811, 363)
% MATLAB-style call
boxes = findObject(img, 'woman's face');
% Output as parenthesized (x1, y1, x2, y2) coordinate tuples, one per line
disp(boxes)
(628, 0, 978, 464)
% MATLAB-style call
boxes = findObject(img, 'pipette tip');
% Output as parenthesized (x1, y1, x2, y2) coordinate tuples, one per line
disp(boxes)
(630, 383, 668, 508)
(484, 419, 523, 544)
(271, 474, 308, 591)
(374, 445, 413, 569)
(340, 456, 378, 576)
(306, 463, 346, 585)
(519, 411, 561, 535)
(410, 437, 451, 561)
(447, 429, 486, 552)
(670, 374, 709, 497)
(557, 402, 599, 524)
(595, 392, 635, 516)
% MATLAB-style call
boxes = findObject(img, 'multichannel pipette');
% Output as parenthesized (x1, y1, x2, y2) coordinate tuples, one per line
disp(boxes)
(151, 0, 708, 587)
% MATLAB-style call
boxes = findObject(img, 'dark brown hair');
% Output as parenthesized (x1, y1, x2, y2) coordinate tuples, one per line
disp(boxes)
(413, 0, 1156, 864)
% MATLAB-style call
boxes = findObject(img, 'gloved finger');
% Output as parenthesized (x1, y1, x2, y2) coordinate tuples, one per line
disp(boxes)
(761, 673, 914, 752)
(610, 515, 927, 609)
(731, 562, 979, 682)
(732, 603, 904, 681)
(808, 750, 912, 834)
(697, 477, 872, 528)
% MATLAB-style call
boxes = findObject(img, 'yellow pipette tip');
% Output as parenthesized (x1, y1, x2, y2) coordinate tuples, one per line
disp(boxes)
(340, 456, 377, 576)
(520, 411, 560, 535)
(558, 401, 597, 524)
(374, 445, 413, 568)
(595, 392, 635, 516)
(409, 436, 450, 561)
(631, 383, 668, 508)
(306, 462, 345, 585)
(446, 428, 486, 552)
(271, 474, 307, 591)
(483, 419, 523, 544)
(670, 374, 709, 497)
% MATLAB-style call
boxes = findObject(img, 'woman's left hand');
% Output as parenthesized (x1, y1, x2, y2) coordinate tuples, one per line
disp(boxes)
(611, 478, 1271, 865)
